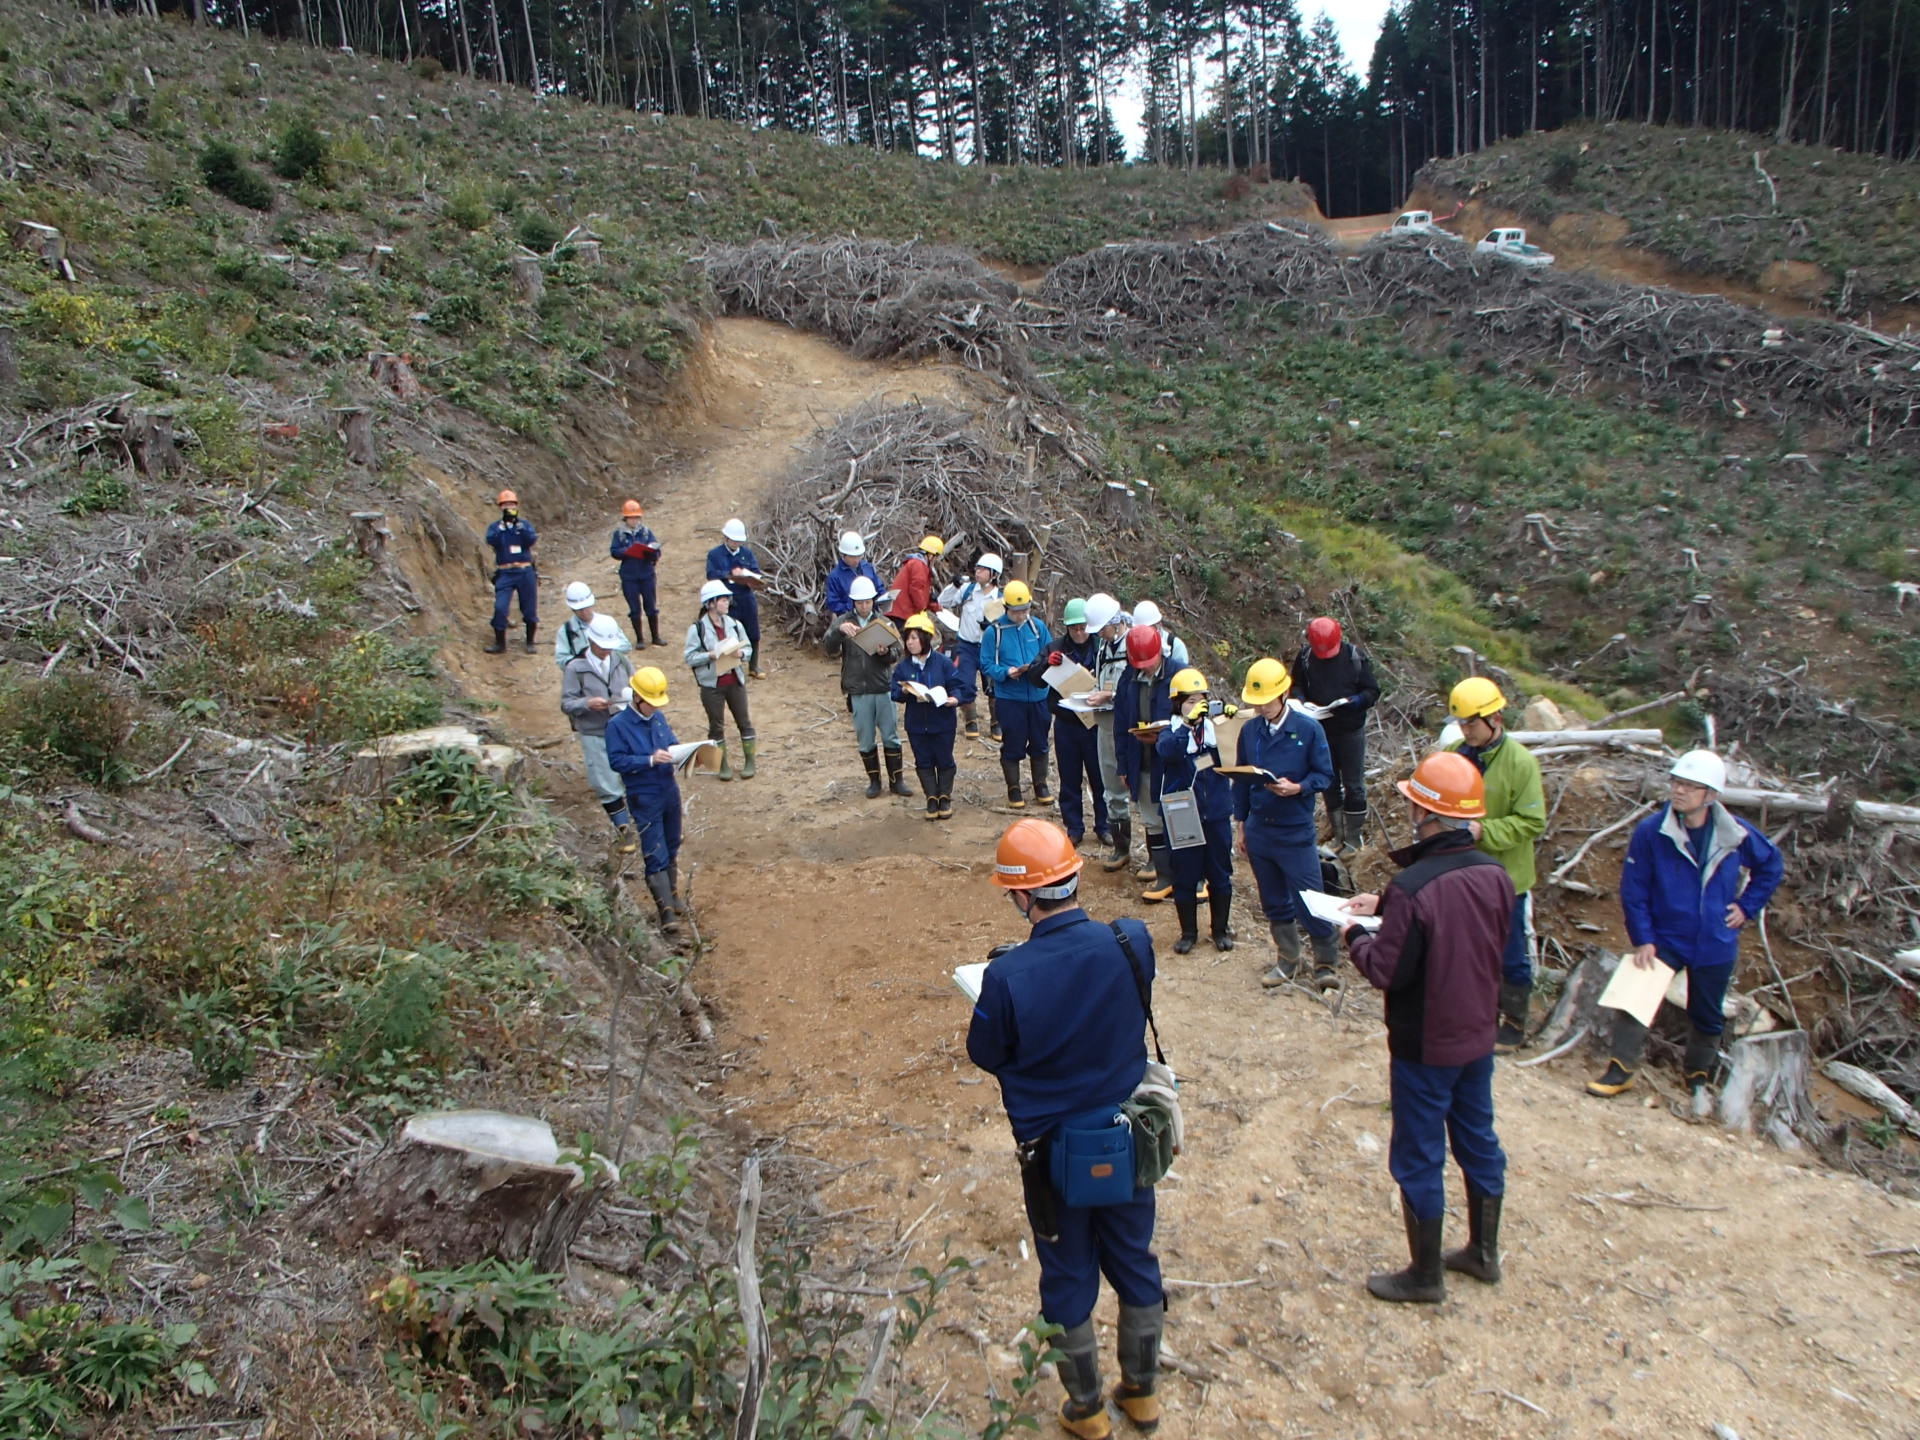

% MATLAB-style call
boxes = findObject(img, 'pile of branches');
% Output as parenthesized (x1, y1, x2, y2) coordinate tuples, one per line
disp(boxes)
(752, 399, 1101, 624)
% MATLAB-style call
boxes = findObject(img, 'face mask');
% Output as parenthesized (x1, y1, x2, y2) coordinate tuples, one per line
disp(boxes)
(502, 509, 518, 521)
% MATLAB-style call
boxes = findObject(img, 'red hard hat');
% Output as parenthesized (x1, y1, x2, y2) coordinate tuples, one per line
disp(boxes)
(1125, 624, 1162, 669)
(1307, 617, 1342, 659)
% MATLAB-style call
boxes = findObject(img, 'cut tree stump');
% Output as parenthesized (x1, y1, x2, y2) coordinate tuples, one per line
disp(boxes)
(368, 351, 422, 401)
(336, 406, 377, 467)
(11, 219, 76, 281)
(1720, 1030, 1822, 1149)
(346, 726, 523, 790)
(1098, 480, 1139, 528)
(308, 1111, 614, 1270)
(116, 406, 180, 478)
(511, 255, 545, 303)
(349, 510, 391, 561)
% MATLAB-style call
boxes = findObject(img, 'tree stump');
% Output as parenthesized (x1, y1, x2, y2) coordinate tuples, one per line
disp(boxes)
(1098, 481, 1138, 528)
(11, 220, 76, 282)
(366, 244, 394, 276)
(1720, 1030, 1822, 1149)
(0, 326, 15, 388)
(117, 407, 180, 478)
(307, 1110, 612, 1270)
(336, 407, 377, 467)
(350, 510, 391, 561)
(368, 351, 422, 401)
(511, 255, 545, 304)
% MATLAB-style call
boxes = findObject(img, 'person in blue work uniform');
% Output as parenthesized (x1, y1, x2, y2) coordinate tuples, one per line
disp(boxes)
(1050, 598, 1111, 851)
(1232, 657, 1337, 990)
(983, 580, 1055, 811)
(1113, 624, 1175, 904)
(967, 818, 1166, 1440)
(610, 499, 665, 649)
(706, 519, 766, 678)
(937, 552, 1003, 741)
(1080, 594, 1134, 872)
(603, 666, 685, 936)
(1157, 669, 1236, 955)
(553, 581, 630, 669)
(484, 488, 539, 653)
(821, 530, 882, 631)
(1588, 748, 1784, 1117)
(890, 613, 970, 820)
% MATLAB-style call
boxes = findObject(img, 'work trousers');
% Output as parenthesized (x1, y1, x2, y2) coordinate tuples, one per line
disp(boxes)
(491, 567, 537, 629)
(997, 697, 1050, 764)
(732, 590, 761, 667)
(1131, 772, 1163, 838)
(627, 790, 683, 877)
(1094, 713, 1130, 823)
(952, 640, 982, 697)
(1033, 1185, 1164, 1330)
(576, 734, 628, 821)
(1323, 726, 1368, 823)
(1170, 818, 1233, 902)
(1388, 1054, 1506, 1220)
(1246, 834, 1333, 938)
(620, 569, 658, 632)
(698, 682, 754, 743)
(1054, 712, 1108, 841)
(1671, 957, 1734, 1036)
(850, 692, 900, 752)
(1502, 891, 1535, 988)
(907, 727, 956, 771)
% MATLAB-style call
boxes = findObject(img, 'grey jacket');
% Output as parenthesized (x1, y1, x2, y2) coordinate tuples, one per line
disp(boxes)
(560, 650, 635, 735)
(684, 612, 752, 688)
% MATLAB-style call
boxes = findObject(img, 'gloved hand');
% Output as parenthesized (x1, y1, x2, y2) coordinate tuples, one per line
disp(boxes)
(1047, 651, 1064, 668)
(1219, 702, 1239, 720)
(1185, 700, 1209, 725)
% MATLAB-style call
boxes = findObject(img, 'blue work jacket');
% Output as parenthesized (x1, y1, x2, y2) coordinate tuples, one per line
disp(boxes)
(1113, 661, 1174, 796)
(890, 650, 971, 736)
(707, 543, 763, 605)
(485, 517, 537, 567)
(1232, 706, 1332, 848)
(1157, 721, 1235, 824)
(966, 908, 1154, 1143)
(823, 559, 881, 616)
(611, 522, 661, 580)
(1620, 802, 1784, 969)
(981, 614, 1055, 704)
(603, 704, 680, 813)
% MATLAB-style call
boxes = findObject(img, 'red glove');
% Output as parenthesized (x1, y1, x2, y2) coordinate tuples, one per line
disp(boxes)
(1047, 651, 1064, 667)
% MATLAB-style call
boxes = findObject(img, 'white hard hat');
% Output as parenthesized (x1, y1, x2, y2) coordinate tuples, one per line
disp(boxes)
(1083, 592, 1122, 630)
(1670, 748, 1727, 792)
(721, 518, 748, 543)
(585, 614, 625, 648)
(564, 581, 596, 609)
(849, 576, 879, 602)
(1131, 599, 1163, 629)
(699, 579, 732, 605)
(977, 552, 1003, 574)
(839, 529, 866, 557)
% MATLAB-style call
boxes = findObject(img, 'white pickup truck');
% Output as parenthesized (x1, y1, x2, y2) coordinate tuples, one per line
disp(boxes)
(1474, 227, 1555, 267)
(1386, 209, 1462, 240)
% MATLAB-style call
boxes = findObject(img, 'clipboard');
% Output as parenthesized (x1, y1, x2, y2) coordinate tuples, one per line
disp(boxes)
(1042, 660, 1096, 698)
(729, 571, 766, 591)
(1216, 764, 1281, 782)
(1597, 953, 1679, 1029)
(1129, 720, 1171, 739)
(1300, 888, 1380, 932)
(669, 740, 720, 772)
(933, 609, 960, 632)
(982, 599, 1006, 623)
(850, 620, 898, 656)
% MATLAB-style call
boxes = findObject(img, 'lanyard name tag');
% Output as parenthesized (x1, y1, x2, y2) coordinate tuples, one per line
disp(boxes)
(508, 546, 523, 555)
(1162, 788, 1206, 850)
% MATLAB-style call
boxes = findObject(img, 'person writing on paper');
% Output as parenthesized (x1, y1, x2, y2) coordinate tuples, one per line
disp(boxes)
(1232, 659, 1338, 990)
(1337, 751, 1515, 1304)
(1292, 617, 1380, 852)
(685, 579, 756, 782)
(1051, 598, 1111, 852)
(1587, 749, 1784, 1114)
(821, 530, 882, 633)
(705, 519, 766, 677)
(1113, 624, 1177, 904)
(559, 614, 638, 853)
(982, 580, 1056, 812)
(890, 613, 970, 820)
(966, 819, 1166, 1439)
(604, 667, 686, 936)
(1082, 594, 1136, 874)
(938, 552, 1004, 741)
(610, 499, 665, 648)
(886, 535, 943, 630)
(824, 575, 911, 800)
(1156, 670, 1236, 955)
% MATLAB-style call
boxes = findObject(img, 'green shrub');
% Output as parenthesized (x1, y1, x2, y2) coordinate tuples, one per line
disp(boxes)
(271, 118, 330, 183)
(197, 140, 273, 210)
(324, 950, 451, 1096)
(61, 469, 131, 517)
(445, 180, 491, 231)
(514, 211, 563, 251)
(1544, 146, 1581, 194)
(0, 672, 144, 788)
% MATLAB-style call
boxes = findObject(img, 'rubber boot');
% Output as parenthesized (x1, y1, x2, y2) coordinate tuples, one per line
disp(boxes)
(1113, 1301, 1163, 1432)
(1001, 757, 1025, 809)
(1684, 1026, 1720, 1121)
(485, 627, 507, 654)
(740, 738, 757, 779)
(1172, 895, 1199, 954)
(716, 743, 734, 781)
(645, 870, 681, 937)
(962, 703, 980, 740)
(1055, 1320, 1111, 1440)
(918, 767, 939, 819)
(886, 746, 913, 797)
(1366, 1195, 1446, 1304)
(1444, 1185, 1504, 1284)
(861, 748, 883, 799)
(1310, 930, 1341, 991)
(1103, 818, 1132, 872)
(648, 613, 665, 648)
(1140, 843, 1174, 903)
(1261, 920, 1302, 987)
(1209, 889, 1234, 951)
(1030, 754, 1054, 805)
(935, 767, 956, 819)
(523, 621, 538, 653)
(1496, 981, 1532, 1053)
(987, 693, 1001, 742)
(1585, 1010, 1648, 1097)
(1341, 809, 1366, 852)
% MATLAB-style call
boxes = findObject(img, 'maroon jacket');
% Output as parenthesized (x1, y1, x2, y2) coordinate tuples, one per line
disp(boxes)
(1348, 828, 1515, 1066)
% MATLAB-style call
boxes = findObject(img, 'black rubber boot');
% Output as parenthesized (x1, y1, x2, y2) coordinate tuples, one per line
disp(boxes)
(1496, 981, 1532, 1053)
(645, 870, 681, 937)
(961, 703, 980, 740)
(1113, 1301, 1163, 1432)
(523, 621, 538, 653)
(1261, 920, 1302, 986)
(1367, 1195, 1446, 1304)
(1055, 1319, 1110, 1439)
(935, 767, 955, 819)
(1443, 1184, 1504, 1284)
(1586, 1011, 1648, 1097)
(485, 627, 507, 653)
(860, 748, 883, 799)
(1001, 757, 1025, 809)
(885, 746, 913, 797)
(1310, 930, 1341, 991)
(1140, 843, 1174, 903)
(1172, 896, 1199, 955)
(1030, 754, 1053, 805)
(1341, 808, 1366, 852)
(1684, 1026, 1720, 1120)
(917, 767, 939, 819)
(1103, 817, 1132, 872)
(648, 613, 664, 647)
(1209, 889, 1234, 951)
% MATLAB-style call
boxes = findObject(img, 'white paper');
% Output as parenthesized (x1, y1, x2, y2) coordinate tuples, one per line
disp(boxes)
(953, 963, 988, 1003)
(934, 609, 960, 632)
(1042, 660, 1096, 697)
(712, 634, 745, 657)
(925, 685, 949, 707)
(1597, 953, 1679, 1029)
(1300, 888, 1381, 932)
(668, 740, 718, 768)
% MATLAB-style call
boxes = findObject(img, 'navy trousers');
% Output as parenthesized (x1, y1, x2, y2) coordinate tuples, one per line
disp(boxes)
(997, 697, 1050, 764)
(1246, 834, 1332, 938)
(1676, 959, 1734, 1036)
(1388, 1053, 1506, 1220)
(1502, 891, 1534, 987)
(627, 790, 683, 877)
(732, 590, 761, 667)
(1170, 818, 1232, 903)
(621, 569, 658, 630)
(1054, 713, 1108, 841)
(906, 727, 956, 771)
(1323, 727, 1367, 822)
(491, 567, 537, 629)
(1034, 1185, 1163, 1329)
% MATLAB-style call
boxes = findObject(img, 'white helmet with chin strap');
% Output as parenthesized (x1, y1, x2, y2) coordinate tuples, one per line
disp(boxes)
(1669, 749, 1727, 792)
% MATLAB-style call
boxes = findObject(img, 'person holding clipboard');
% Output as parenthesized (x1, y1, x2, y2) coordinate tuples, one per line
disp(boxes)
(685, 579, 756, 781)
(890, 613, 970, 819)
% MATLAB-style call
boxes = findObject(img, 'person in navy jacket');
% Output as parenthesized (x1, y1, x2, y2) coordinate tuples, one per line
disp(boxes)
(1232, 657, 1336, 989)
(484, 488, 538, 653)
(890, 613, 971, 820)
(1113, 624, 1175, 904)
(706, 518, 766, 678)
(1050, 599, 1110, 850)
(610, 499, 664, 648)
(966, 819, 1166, 1438)
(604, 666, 685, 936)
(822, 530, 882, 626)
(1156, 670, 1236, 954)
(1588, 749, 1784, 1113)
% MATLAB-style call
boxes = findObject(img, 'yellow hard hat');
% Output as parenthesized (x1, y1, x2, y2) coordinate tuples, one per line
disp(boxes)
(1240, 657, 1291, 705)
(630, 667, 670, 706)
(919, 535, 945, 556)
(1169, 667, 1208, 698)
(904, 612, 938, 636)
(1003, 579, 1032, 608)
(1448, 676, 1507, 720)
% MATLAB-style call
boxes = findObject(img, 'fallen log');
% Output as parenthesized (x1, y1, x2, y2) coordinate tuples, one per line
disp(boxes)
(1718, 785, 1920, 827)
(1822, 1062, 1920, 1138)
(1535, 950, 1619, 1052)
(1504, 728, 1663, 747)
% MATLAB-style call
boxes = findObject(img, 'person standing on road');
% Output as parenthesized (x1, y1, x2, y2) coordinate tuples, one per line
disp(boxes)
(1338, 751, 1514, 1305)
(1127, 600, 1188, 671)
(559, 614, 638, 853)
(1444, 678, 1547, 1051)
(886, 535, 944, 631)
(1588, 749, 1784, 1114)
(610, 500, 665, 649)
(1081, 594, 1135, 874)
(604, 666, 685, 936)
(484, 489, 539, 654)
(967, 818, 1166, 1440)
(823, 575, 911, 800)
(705, 519, 766, 678)
(1232, 659, 1337, 989)
(1050, 598, 1110, 850)
(938, 552, 1003, 741)
(890, 613, 969, 820)
(685, 579, 756, 783)
(982, 580, 1055, 812)
(553, 582, 629, 669)
(1292, 617, 1380, 852)
(1113, 624, 1175, 904)
(822, 530, 882, 625)
(1157, 670, 1235, 955)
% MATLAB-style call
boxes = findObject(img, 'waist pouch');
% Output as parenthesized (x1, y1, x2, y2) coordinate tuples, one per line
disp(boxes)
(1049, 1104, 1136, 1208)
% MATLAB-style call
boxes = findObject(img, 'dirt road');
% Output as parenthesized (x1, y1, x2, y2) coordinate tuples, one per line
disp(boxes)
(442, 317, 1920, 1438)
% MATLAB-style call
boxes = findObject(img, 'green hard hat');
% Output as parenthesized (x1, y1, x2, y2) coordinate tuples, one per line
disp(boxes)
(1062, 597, 1088, 626)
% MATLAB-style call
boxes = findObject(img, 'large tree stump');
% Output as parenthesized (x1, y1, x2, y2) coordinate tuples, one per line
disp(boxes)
(118, 407, 180, 477)
(1098, 480, 1138, 528)
(336, 407, 377, 467)
(511, 255, 545, 304)
(368, 351, 422, 401)
(0, 326, 15, 388)
(11, 220, 76, 281)
(1720, 1030, 1822, 1149)
(349, 510, 391, 561)
(308, 1111, 613, 1270)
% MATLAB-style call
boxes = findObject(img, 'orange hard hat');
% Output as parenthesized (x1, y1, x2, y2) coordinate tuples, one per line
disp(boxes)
(1396, 751, 1486, 820)
(621, 499, 644, 518)
(991, 818, 1084, 896)
(497, 489, 519, 506)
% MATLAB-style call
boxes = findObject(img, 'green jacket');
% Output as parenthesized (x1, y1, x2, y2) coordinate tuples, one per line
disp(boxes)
(1445, 733, 1546, 894)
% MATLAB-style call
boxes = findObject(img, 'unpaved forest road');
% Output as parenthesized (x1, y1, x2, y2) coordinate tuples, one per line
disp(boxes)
(441, 318, 1919, 1438)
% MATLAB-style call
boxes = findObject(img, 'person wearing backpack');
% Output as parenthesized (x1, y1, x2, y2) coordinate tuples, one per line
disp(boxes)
(685, 579, 756, 781)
